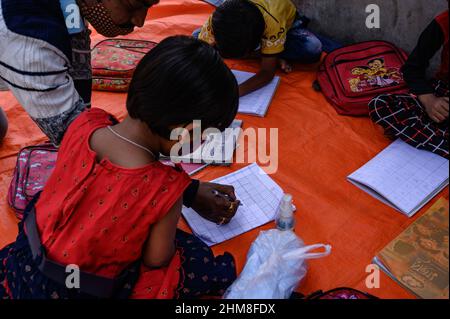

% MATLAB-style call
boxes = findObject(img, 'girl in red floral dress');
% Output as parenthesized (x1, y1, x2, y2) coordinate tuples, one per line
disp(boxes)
(0, 36, 239, 299)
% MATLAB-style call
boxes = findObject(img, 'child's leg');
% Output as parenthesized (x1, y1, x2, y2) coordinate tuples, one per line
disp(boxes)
(0, 107, 8, 143)
(313, 33, 343, 53)
(369, 92, 449, 158)
(281, 19, 342, 63)
(281, 21, 323, 64)
(176, 230, 237, 298)
(192, 28, 201, 39)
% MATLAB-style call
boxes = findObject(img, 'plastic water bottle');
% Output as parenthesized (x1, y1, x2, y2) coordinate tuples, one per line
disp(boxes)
(276, 194, 295, 231)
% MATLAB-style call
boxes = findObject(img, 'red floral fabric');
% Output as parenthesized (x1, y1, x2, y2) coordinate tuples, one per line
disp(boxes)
(35, 108, 191, 298)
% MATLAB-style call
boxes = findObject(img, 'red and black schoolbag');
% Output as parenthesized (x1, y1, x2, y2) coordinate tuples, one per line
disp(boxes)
(316, 41, 409, 116)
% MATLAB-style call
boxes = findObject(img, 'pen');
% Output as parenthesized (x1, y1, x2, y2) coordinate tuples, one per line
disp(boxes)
(212, 190, 243, 206)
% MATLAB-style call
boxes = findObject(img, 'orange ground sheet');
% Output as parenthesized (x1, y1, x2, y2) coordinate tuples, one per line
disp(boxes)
(0, 0, 447, 299)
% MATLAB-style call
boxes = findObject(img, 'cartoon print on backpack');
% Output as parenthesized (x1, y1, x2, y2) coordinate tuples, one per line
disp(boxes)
(348, 57, 403, 93)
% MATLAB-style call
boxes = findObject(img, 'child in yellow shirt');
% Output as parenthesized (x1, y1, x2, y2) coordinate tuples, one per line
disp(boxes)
(195, 0, 340, 96)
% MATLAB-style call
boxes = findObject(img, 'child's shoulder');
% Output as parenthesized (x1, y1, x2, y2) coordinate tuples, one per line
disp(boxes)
(73, 108, 115, 126)
(67, 108, 115, 135)
(60, 108, 116, 149)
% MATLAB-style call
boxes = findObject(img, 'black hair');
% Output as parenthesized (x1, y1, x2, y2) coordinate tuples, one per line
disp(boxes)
(127, 36, 239, 139)
(211, 0, 265, 59)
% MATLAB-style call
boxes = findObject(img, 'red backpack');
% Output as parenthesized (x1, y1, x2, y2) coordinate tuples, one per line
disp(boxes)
(92, 39, 157, 92)
(316, 41, 409, 116)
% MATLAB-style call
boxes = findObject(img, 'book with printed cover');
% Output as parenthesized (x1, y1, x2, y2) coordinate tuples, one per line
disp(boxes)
(373, 198, 449, 299)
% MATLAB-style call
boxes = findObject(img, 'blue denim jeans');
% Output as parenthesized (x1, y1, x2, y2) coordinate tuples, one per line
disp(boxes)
(280, 18, 342, 63)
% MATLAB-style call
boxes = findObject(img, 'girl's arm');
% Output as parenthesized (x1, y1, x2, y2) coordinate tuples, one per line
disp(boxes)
(238, 55, 278, 97)
(401, 19, 444, 96)
(142, 197, 182, 268)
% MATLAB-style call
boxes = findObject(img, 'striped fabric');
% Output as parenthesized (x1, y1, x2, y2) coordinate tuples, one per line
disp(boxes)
(0, 0, 89, 145)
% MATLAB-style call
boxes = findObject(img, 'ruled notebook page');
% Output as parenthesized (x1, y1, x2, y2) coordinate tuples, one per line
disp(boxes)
(232, 70, 280, 117)
(348, 139, 449, 217)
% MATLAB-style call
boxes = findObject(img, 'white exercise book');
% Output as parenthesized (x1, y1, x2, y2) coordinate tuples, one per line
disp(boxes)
(182, 163, 284, 246)
(348, 139, 449, 217)
(161, 119, 242, 165)
(232, 70, 280, 117)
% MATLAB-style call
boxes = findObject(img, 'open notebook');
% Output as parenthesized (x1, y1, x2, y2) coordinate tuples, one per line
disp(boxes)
(161, 119, 242, 165)
(160, 160, 209, 176)
(348, 139, 449, 217)
(233, 70, 281, 117)
(182, 163, 284, 246)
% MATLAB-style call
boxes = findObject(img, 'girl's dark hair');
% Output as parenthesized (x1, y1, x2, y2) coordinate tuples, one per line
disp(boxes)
(127, 36, 239, 139)
(212, 0, 265, 59)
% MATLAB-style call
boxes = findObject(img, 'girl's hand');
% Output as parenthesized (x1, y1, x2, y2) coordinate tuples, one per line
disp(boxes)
(419, 94, 449, 123)
(191, 182, 240, 225)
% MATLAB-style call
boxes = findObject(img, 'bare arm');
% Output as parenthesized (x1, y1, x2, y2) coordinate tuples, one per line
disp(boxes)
(238, 55, 278, 97)
(142, 198, 182, 268)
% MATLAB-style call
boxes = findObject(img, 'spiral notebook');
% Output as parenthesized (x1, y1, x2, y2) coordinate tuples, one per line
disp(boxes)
(348, 139, 449, 217)
(232, 70, 281, 117)
(182, 163, 284, 246)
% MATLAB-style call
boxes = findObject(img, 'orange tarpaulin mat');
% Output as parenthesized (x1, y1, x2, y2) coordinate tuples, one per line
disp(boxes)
(0, 0, 447, 299)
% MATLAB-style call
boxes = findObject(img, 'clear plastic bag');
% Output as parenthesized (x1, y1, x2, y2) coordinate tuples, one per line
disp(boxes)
(224, 229, 331, 299)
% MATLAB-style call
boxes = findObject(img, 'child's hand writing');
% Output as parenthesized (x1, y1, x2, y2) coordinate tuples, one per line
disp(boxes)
(419, 94, 449, 123)
(191, 182, 240, 225)
(238, 56, 277, 97)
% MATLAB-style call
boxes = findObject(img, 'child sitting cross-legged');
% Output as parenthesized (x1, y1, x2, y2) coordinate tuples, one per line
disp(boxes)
(195, 0, 341, 97)
(369, 10, 449, 158)
(0, 36, 239, 299)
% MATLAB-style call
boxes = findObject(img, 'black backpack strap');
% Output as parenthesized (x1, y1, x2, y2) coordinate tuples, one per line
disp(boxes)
(24, 202, 130, 298)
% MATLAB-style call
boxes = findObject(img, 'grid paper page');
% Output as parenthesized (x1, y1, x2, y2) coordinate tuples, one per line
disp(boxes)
(182, 163, 284, 246)
(348, 139, 449, 217)
(232, 70, 280, 117)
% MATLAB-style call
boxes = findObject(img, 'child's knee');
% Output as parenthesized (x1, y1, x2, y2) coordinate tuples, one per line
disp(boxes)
(303, 34, 323, 60)
(0, 108, 8, 142)
(192, 28, 201, 39)
(284, 30, 323, 63)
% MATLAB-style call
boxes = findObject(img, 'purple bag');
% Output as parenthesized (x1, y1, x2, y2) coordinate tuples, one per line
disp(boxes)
(305, 287, 378, 299)
(7, 143, 58, 220)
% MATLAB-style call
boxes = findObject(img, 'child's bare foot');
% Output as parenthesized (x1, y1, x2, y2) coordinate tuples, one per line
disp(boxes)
(279, 59, 293, 73)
